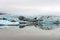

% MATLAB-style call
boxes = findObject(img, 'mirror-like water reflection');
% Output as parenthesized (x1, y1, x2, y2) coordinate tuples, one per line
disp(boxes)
(37, 24, 60, 30)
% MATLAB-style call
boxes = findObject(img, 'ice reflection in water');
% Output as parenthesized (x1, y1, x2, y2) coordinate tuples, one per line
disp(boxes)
(37, 24, 60, 30)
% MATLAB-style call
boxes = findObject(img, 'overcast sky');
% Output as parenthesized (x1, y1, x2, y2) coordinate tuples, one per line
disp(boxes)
(0, 0, 60, 16)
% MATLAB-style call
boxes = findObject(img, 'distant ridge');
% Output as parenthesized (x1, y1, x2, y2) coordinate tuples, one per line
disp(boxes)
(0, 13, 6, 15)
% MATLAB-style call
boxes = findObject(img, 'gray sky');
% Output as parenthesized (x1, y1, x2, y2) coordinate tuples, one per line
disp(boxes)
(0, 0, 60, 16)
